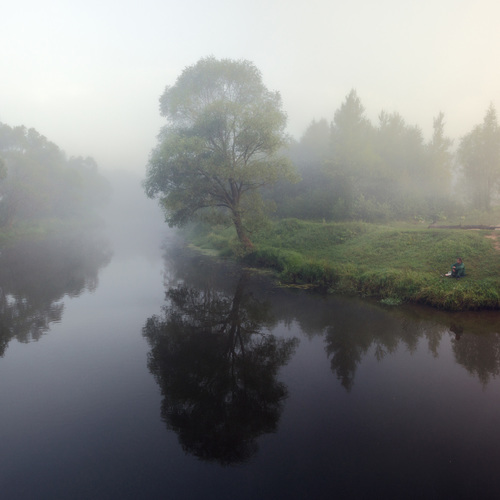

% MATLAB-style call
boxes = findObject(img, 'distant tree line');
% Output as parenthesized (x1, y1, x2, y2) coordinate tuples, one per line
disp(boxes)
(0, 122, 110, 227)
(268, 90, 500, 222)
(146, 57, 500, 247)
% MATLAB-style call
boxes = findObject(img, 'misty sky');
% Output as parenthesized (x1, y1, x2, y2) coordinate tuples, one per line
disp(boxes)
(1, 0, 499, 172)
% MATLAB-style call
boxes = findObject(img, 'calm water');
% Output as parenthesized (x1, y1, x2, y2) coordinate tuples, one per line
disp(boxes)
(2, 195, 500, 499)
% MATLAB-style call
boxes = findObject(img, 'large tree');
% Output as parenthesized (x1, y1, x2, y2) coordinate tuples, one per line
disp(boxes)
(144, 57, 295, 249)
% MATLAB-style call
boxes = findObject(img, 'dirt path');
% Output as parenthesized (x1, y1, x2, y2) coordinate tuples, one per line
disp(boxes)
(485, 231, 500, 251)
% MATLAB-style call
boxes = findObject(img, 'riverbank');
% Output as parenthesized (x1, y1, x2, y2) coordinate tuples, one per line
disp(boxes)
(185, 219, 500, 311)
(0, 216, 106, 248)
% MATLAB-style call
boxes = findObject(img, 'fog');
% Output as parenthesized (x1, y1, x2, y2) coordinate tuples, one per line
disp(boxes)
(1, 0, 499, 173)
(100, 168, 169, 259)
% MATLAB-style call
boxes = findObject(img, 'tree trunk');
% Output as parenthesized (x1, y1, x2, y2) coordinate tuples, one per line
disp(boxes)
(232, 210, 253, 250)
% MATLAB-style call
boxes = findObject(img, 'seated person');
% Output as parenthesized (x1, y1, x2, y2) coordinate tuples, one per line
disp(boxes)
(445, 257, 465, 278)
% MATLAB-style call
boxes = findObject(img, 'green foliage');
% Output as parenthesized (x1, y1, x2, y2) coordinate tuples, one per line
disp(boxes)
(458, 104, 500, 211)
(0, 123, 109, 228)
(349, 195, 392, 222)
(144, 57, 296, 249)
(190, 219, 500, 310)
(380, 297, 403, 306)
(427, 112, 453, 194)
(266, 91, 458, 223)
(255, 218, 368, 258)
(176, 89, 500, 309)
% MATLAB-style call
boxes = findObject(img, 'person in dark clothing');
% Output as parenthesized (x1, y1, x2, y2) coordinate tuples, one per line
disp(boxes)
(444, 257, 465, 278)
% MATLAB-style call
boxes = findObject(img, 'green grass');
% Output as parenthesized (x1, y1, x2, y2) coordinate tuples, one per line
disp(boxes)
(185, 218, 500, 311)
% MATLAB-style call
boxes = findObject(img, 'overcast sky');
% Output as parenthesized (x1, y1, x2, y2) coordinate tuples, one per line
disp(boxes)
(1, 0, 499, 172)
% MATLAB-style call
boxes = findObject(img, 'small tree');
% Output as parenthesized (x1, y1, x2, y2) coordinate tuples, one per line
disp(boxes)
(421, 112, 455, 221)
(144, 57, 295, 249)
(458, 104, 500, 211)
(426, 112, 453, 190)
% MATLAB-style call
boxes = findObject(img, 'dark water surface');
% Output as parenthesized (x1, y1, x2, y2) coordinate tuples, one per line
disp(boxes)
(2, 205, 500, 499)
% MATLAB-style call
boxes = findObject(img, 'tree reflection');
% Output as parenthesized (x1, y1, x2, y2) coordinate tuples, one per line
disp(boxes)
(320, 301, 500, 391)
(452, 333, 500, 386)
(143, 271, 298, 465)
(322, 302, 423, 391)
(0, 231, 111, 355)
(449, 315, 500, 386)
(156, 241, 500, 399)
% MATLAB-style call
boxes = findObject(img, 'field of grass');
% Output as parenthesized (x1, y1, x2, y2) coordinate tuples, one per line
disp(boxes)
(186, 218, 500, 311)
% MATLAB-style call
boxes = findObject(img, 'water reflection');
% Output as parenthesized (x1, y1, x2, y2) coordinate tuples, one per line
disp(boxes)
(0, 230, 111, 355)
(321, 303, 437, 391)
(390, 307, 500, 387)
(143, 262, 298, 465)
(296, 297, 500, 390)
(249, 278, 500, 390)
(158, 242, 500, 395)
(452, 329, 500, 386)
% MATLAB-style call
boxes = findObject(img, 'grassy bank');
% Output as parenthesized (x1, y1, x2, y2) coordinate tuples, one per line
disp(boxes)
(185, 219, 500, 311)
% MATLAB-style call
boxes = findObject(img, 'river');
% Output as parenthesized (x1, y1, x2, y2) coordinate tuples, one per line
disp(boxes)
(1, 173, 500, 499)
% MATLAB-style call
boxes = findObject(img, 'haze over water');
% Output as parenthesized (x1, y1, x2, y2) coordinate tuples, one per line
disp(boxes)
(1, 174, 500, 499)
